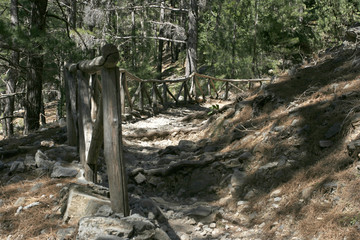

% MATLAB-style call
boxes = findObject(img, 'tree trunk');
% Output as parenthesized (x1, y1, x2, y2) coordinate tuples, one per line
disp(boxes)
(186, 0, 198, 96)
(24, 0, 47, 134)
(251, 0, 259, 79)
(4, 0, 19, 137)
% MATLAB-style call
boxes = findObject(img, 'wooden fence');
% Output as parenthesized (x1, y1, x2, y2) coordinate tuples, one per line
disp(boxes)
(64, 43, 271, 215)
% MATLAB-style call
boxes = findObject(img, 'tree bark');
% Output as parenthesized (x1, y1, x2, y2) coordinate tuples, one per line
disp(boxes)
(186, 0, 198, 96)
(4, 0, 19, 136)
(24, 0, 48, 133)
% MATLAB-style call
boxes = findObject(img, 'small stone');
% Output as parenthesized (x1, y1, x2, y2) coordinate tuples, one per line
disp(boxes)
(270, 189, 282, 198)
(237, 200, 248, 206)
(301, 186, 314, 199)
(259, 162, 278, 170)
(244, 190, 256, 200)
(56, 228, 75, 240)
(30, 183, 44, 192)
(134, 173, 146, 184)
(209, 223, 216, 228)
(274, 197, 282, 202)
(325, 122, 341, 139)
(319, 140, 333, 148)
(7, 175, 24, 184)
(51, 165, 78, 178)
(0, 199, 4, 207)
(95, 205, 113, 217)
(238, 152, 253, 161)
(9, 161, 25, 173)
(14, 197, 26, 207)
(41, 140, 55, 147)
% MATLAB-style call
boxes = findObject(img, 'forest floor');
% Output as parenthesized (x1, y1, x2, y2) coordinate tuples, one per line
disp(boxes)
(1, 42, 360, 239)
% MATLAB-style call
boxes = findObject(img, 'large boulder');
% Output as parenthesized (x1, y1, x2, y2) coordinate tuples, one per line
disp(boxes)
(63, 184, 111, 225)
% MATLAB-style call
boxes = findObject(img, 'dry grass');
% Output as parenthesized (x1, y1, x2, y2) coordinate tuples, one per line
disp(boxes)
(0, 177, 75, 239)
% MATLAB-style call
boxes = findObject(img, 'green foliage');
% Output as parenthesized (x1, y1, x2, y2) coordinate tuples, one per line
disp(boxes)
(208, 104, 220, 116)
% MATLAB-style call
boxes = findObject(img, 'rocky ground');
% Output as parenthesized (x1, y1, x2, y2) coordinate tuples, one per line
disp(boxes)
(1, 42, 360, 240)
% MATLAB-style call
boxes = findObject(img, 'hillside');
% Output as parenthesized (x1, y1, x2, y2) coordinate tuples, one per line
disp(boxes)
(1, 42, 360, 239)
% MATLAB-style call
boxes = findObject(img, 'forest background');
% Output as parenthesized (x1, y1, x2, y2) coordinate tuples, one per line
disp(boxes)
(0, 0, 359, 135)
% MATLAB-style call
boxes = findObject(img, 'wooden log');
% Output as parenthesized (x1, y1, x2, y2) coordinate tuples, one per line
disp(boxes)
(152, 83, 158, 112)
(166, 85, 178, 103)
(162, 83, 168, 107)
(123, 75, 133, 111)
(77, 70, 93, 181)
(194, 76, 205, 100)
(64, 66, 78, 146)
(183, 82, 188, 103)
(225, 82, 229, 100)
(70, 44, 120, 74)
(195, 72, 271, 83)
(86, 90, 103, 183)
(101, 66, 129, 215)
(139, 82, 144, 110)
(209, 79, 218, 99)
(131, 83, 141, 107)
(207, 79, 211, 97)
(120, 72, 126, 114)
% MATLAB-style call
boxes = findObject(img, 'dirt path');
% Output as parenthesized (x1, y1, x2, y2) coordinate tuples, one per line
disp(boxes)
(120, 101, 265, 240)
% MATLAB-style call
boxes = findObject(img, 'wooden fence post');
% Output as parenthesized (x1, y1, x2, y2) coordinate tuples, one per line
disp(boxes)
(139, 82, 144, 111)
(120, 72, 126, 114)
(77, 70, 93, 178)
(225, 82, 229, 100)
(102, 66, 129, 215)
(64, 66, 78, 146)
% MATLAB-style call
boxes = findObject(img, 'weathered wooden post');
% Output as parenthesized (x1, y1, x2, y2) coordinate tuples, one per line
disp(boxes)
(139, 82, 144, 111)
(101, 44, 130, 215)
(120, 71, 126, 114)
(64, 65, 78, 146)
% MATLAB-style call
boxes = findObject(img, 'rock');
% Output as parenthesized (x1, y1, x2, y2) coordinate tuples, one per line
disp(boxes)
(178, 140, 198, 152)
(270, 189, 282, 198)
(35, 150, 54, 169)
(30, 183, 44, 192)
(238, 152, 253, 161)
(209, 223, 216, 228)
(0, 199, 3, 207)
(324, 122, 341, 139)
(77, 217, 134, 240)
(186, 205, 213, 218)
(95, 205, 113, 217)
(14, 197, 25, 207)
(346, 26, 360, 42)
(273, 126, 285, 132)
(95, 236, 125, 240)
(56, 228, 76, 240)
(319, 140, 333, 148)
(134, 173, 146, 184)
(244, 190, 256, 200)
(51, 165, 78, 178)
(9, 161, 25, 173)
(347, 139, 360, 157)
(274, 197, 282, 202)
(45, 146, 78, 162)
(63, 184, 111, 225)
(0, 160, 4, 170)
(231, 169, 246, 187)
(259, 162, 278, 170)
(24, 155, 36, 169)
(7, 175, 24, 184)
(301, 186, 314, 199)
(188, 168, 217, 195)
(41, 140, 55, 147)
(323, 181, 338, 190)
(122, 213, 155, 232)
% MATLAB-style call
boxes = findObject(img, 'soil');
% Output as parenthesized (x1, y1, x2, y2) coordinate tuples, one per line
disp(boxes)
(1, 43, 360, 239)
